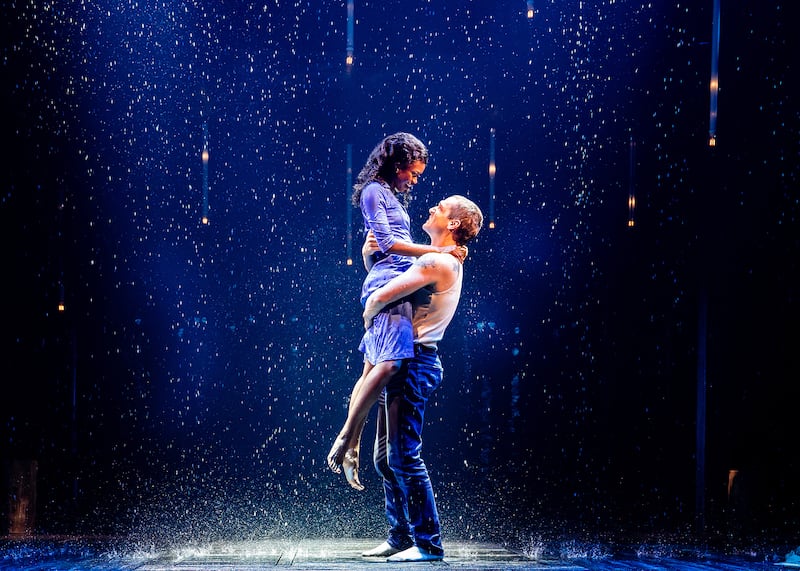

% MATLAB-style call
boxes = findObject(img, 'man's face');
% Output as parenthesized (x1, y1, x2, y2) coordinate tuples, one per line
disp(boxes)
(423, 197, 457, 234)
(392, 160, 426, 194)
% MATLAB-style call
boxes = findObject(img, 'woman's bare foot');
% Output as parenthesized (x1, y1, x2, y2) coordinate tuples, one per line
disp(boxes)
(343, 448, 364, 490)
(327, 433, 349, 473)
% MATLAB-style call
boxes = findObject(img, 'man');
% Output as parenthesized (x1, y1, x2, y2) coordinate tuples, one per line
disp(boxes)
(329, 194, 484, 563)
(326, 133, 465, 477)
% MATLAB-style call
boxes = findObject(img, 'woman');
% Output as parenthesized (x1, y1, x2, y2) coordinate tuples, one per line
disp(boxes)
(327, 133, 461, 483)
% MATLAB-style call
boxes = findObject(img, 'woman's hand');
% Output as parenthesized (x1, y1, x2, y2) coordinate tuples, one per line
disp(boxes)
(443, 244, 468, 263)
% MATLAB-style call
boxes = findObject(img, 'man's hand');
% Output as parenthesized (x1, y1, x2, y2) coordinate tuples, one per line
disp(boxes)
(363, 307, 377, 330)
(362, 230, 379, 257)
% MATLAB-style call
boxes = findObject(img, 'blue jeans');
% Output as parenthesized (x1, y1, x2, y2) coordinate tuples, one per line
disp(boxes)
(373, 345, 444, 556)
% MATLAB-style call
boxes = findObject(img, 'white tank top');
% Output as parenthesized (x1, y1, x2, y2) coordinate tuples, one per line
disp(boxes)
(411, 257, 463, 348)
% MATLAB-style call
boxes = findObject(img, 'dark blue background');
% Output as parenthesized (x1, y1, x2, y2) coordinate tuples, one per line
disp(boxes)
(2, 0, 797, 548)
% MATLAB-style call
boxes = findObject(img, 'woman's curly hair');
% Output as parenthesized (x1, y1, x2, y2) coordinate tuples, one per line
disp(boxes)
(352, 132, 429, 207)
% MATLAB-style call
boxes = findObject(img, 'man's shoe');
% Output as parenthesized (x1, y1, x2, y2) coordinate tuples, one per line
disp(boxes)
(387, 546, 444, 562)
(362, 541, 401, 557)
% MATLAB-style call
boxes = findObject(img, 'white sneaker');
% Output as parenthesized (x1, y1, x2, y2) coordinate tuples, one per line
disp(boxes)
(387, 546, 444, 562)
(362, 541, 401, 557)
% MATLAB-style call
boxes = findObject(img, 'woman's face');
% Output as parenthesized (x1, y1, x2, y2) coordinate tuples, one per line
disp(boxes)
(391, 160, 426, 194)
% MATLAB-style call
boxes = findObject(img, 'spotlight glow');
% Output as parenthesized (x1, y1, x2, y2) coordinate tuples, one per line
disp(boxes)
(708, 0, 720, 145)
(346, 0, 354, 68)
(489, 128, 496, 229)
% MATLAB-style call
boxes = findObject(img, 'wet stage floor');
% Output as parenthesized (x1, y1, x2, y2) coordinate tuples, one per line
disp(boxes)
(1, 537, 797, 570)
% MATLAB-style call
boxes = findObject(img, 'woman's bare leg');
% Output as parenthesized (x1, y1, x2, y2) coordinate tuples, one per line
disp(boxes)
(327, 359, 403, 489)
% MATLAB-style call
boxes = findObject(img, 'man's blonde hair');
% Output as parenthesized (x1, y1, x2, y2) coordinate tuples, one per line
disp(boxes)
(446, 195, 483, 245)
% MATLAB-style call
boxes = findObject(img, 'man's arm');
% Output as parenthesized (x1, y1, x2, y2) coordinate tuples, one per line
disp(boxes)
(362, 231, 379, 271)
(363, 252, 456, 328)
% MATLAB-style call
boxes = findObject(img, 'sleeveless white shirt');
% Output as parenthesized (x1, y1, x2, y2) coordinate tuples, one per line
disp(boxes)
(411, 257, 464, 349)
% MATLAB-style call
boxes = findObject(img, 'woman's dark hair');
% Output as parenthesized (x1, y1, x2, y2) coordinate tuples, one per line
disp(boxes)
(352, 132, 429, 207)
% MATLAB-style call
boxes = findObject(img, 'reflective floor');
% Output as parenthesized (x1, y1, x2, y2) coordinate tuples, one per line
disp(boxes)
(1, 537, 796, 570)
